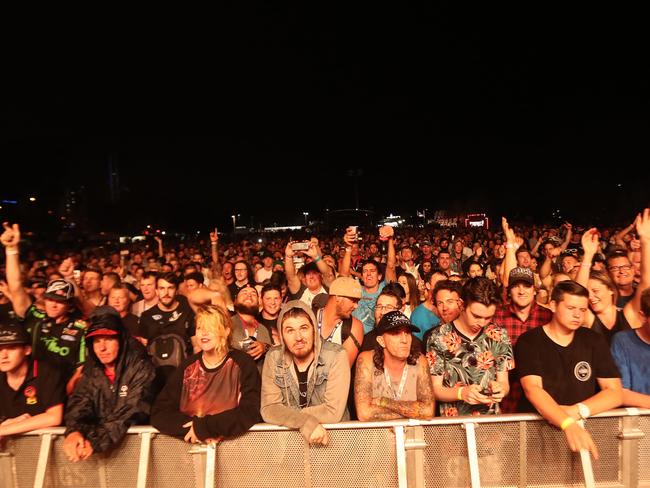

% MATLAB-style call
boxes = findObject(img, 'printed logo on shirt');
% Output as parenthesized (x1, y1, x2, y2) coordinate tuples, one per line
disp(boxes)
(152, 314, 163, 321)
(24, 386, 38, 405)
(119, 385, 128, 397)
(169, 311, 182, 322)
(61, 327, 79, 337)
(574, 361, 592, 382)
(61, 335, 77, 341)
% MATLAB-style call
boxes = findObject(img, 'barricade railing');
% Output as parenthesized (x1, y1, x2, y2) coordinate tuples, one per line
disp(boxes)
(1, 408, 649, 488)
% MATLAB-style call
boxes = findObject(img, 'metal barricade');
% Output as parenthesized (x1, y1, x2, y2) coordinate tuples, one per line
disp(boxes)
(1, 408, 649, 488)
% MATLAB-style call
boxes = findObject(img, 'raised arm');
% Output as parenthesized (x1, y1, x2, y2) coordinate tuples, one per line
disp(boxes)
(559, 222, 572, 252)
(283, 242, 302, 295)
(1, 222, 31, 317)
(337, 228, 357, 278)
(624, 209, 650, 328)
(614, 220, 636, 248)
(575, 228, 599, 287)
(154, 235, 164, 258)
(380, 226, 397, 282)
(500, 217, 519, 288)
(305, 238, 335, 287)
(209, 228, 222, 278)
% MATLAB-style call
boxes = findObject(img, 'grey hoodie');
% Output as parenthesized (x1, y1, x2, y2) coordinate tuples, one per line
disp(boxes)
(260, 300, 350, 440)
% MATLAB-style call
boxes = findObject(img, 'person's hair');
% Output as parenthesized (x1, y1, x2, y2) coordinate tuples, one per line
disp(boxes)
(460, 277, 500, 307)
(641, 288, 650, 317)
(195, 304, 232, 356)
(437, 249, 451, 257)
(269, 270, 288, 288)
(280, 307, 314, 329)
(376, 287, 404, 309)
(397, 271, 420, 310)
(260, 283, 283, 298)
(588, 269, 618, 306)
(184, 271, 205, 285)
(515, 247, 531, 258)
(157, 272, 178, 287)
(551, 280, 589, 303)
(233, 260, 254, 283)
(109, 282, 130, 297)
(433, 280, 463, 303)
(102, 271, 121, 285)
(360, 259, 382, 275)
(84, 268, 102, 278)
(373, 336, 420, 372)
(142, 270, 158, 281)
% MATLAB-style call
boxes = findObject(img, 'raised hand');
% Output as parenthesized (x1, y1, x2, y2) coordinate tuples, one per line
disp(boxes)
(1, 222, 21, 248)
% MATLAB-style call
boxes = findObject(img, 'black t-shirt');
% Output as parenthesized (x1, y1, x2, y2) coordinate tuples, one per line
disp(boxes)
(23, 306, 87, 381)
(140, 300, 196, 351)
(257, 315, 277, 338)
(122, 313, 141, 339)
(0, 301, 17, 324)
(0, 358, 66, 421)
(515, 326, 620, 412)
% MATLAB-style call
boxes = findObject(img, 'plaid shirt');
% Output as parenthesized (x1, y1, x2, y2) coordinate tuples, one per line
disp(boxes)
(494, 301, 553, 413)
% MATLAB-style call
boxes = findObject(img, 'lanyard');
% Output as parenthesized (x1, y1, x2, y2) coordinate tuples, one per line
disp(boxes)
(317, 308, 341, 343)
(384, 364, 409, 400)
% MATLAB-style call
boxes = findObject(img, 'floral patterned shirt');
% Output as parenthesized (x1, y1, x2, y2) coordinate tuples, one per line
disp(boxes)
(426, 321, 514, 417)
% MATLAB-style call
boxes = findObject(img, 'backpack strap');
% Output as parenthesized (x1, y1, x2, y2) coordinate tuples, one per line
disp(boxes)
(341, 317, 361, 351)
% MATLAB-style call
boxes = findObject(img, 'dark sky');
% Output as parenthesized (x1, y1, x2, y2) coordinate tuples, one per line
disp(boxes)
(1, 6, 648, 232)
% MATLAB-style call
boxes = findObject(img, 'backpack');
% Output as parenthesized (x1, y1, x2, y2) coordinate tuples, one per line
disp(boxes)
(147, 333, 187, 368)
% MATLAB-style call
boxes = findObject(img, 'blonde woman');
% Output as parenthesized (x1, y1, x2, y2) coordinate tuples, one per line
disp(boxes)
(151, 304, 261, 444)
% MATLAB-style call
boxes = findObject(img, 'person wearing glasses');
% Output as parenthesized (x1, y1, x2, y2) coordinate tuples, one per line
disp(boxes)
(574, 213, 650, 344)
(426, 277, 513, 417)
(354, 311, 434, 421)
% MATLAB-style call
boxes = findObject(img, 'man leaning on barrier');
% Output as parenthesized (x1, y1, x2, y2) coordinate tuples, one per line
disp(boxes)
(261, 300, 350, 446)
(515, 280, 623, 459)
(63, 311, 156, 462)
(354, 311, 434, 421)
(0, 321, 66, 439)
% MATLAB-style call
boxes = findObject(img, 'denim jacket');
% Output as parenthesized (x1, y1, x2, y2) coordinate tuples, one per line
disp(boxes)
(260, 301, 350, 440)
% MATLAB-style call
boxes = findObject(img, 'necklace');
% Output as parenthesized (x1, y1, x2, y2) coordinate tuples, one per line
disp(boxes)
(202, 353, 227, 369)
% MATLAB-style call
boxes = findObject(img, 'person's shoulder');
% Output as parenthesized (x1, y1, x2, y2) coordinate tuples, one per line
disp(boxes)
(228, 348, 258, 369)
(516, 325, 544, 344)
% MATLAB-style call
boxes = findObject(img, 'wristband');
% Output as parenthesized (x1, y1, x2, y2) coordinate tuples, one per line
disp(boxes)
(560, 417, 575, 430)
(313, 256, 322, 263)
(457, 387, 464, 401)
(379, 397, 389, 408)
(6, 249, 19, 256)
(505, 243, 519, 250)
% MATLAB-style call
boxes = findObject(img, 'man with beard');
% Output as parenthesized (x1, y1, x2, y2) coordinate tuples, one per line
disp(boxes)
(229, 285, 272, 370)
(261, 301, 349, 445)
(317, 277, 364, 367)
(140, 273, 196, 390)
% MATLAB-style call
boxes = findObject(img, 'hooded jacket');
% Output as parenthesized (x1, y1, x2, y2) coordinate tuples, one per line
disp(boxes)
(64, 314, 155, 453)
(260, 300, 350, 440)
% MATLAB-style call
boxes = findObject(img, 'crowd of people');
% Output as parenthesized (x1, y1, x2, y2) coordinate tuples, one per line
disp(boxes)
(1, 209, 649, 463)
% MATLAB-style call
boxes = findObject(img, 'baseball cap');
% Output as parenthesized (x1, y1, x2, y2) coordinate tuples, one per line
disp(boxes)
(0, 322, 31, 346)
(508, 267, 535, 287)
(421, 240, 432, 247)
(329, 277, 362, 299)
(376, 311, 420, 335)
(43, 279, 75, 302)
(85, 313, 123, 339)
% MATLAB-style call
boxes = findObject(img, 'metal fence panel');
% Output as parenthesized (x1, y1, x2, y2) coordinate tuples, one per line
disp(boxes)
(422, 424, 468, 488)
(640, 416, 650, 486)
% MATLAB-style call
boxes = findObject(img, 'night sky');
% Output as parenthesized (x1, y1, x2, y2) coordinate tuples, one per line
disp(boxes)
(1, 6, 648, 233)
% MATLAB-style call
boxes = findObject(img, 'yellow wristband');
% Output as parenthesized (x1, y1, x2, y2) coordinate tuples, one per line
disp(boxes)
(560, 417, 575, 430)
(457, 387, 464, 401)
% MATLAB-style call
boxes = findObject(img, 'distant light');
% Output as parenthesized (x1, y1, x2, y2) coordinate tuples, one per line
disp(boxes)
(161, 231, 166, 235)
(29, 197, 36, 202)
(196, 231, 201, 234)
(258, 239, 263, 243)
(147, 225, 151, 229)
